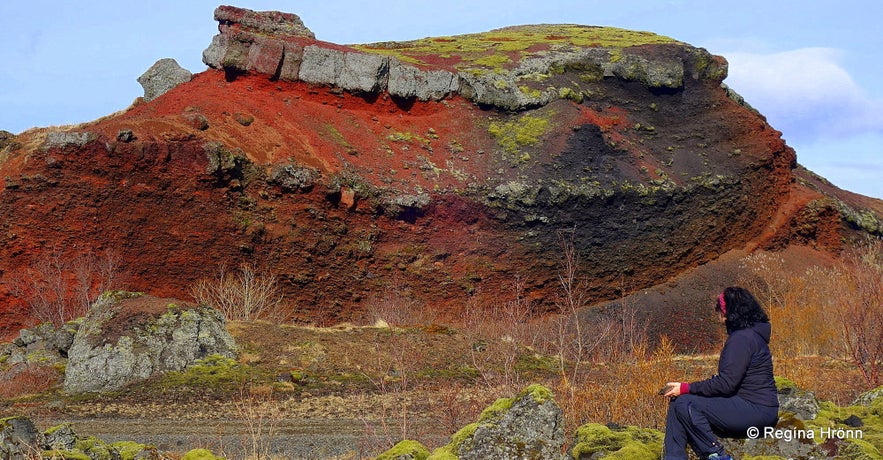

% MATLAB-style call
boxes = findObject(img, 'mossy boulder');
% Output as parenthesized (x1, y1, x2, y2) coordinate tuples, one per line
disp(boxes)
(570, 423, 662, 459)
(181, 448, 226, 460)
(853, 386, 883, 408)
(376, 440, 430, 460)
(428, 384, 564, 460)
(64, 291, 238, 393)
(776, 376, 820, 420)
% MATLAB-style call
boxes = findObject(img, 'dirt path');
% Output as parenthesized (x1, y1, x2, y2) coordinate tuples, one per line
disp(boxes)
(34, 416, 449, 459)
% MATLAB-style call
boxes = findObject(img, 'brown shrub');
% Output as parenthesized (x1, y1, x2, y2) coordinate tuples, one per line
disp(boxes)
(0, 364, 62, 398)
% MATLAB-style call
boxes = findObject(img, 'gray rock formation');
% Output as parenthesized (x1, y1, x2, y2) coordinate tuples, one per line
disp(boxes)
(852, 385, 883, 407)
(778, 382, 821, 420)
(430, 384, 566, 460)
(0, 416, 43, 460)
(42, 131, 93, 150)
(200, 6, 726, 111)
(138, 58, 193, 102)
(0, 321, 79, 368)
(387, 62, 458, 101)
(298, 46, 389, 93)
(1, 417, 158, 459)
(63, 291, 237, 393)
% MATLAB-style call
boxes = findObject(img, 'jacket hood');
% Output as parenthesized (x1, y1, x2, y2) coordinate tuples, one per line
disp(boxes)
(751, 321, 772, 344)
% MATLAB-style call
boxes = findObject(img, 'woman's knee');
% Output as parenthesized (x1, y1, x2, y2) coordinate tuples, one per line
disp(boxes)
(670, 395, 697, 417)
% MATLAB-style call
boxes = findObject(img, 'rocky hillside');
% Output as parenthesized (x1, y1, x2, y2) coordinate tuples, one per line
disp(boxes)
(0, 6, 880, 344)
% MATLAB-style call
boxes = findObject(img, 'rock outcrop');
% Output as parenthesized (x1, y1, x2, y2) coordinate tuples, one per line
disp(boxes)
(202, 6, 726, 110)
(0, 416, 160, 460)
(428, 384, 565, 460)
(1, 5, 881, 348)
(137, 58, 193, 101)
(777, 377, 821, 421)
(63, 291, 237, 393)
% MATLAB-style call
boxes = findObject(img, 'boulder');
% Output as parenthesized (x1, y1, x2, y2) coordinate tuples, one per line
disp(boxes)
(852, 385, 883, 407)
(63, 291, 237, 393)
(776, 377, 820, 420)
(720, 414, 840, 460)
(137, 58, 193, 102)
(570, 423, 663, 460)
(428, 384, 565, 460)
(376, 440, 430, 460)
(0, 416, 43, 460)
(0, 321, 80, 368)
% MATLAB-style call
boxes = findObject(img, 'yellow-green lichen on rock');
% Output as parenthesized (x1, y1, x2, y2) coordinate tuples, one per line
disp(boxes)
(488, 112, 550, 162)
(570, 423, 663, 460)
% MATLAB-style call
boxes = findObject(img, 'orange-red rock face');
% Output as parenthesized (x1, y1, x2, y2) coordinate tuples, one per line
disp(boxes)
(0, 66, 805, 337)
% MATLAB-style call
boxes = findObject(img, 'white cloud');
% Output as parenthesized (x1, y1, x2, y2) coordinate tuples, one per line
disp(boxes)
(722, 48, 883, 140)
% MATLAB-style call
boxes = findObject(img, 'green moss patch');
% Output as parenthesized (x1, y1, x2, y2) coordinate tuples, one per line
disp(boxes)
(151, 354, 260, 393)
(354, 24, 677, 72)
(181, 448, 226, 460)
(376, 440, 430, 460)
(571, 423, 663, 460)
(488, 113, 550, 163)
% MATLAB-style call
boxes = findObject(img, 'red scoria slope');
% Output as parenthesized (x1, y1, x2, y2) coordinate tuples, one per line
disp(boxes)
(1, 8, 880, 347)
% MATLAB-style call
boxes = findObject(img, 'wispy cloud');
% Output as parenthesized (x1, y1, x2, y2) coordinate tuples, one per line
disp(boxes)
(722, 48, 883, 141)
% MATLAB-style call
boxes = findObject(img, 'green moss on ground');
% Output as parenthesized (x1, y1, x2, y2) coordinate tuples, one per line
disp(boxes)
(152, 354, 258, 392)
(354, 25, 677, 71)
(376, 440, 430, 460)
(571, 423, 663, 460)
(181, 448, 226, 460)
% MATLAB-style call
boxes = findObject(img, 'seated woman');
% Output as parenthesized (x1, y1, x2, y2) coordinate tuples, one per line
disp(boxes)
(662, 286, 779, 460)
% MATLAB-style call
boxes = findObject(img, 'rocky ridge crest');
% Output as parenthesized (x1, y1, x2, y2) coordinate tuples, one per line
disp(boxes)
(202, 6, 728, 110)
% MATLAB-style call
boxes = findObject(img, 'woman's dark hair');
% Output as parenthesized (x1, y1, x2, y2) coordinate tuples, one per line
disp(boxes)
(716, 286, 769, 333)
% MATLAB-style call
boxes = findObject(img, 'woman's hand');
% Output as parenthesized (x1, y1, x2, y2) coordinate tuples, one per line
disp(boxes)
(663, 381, 683, 397)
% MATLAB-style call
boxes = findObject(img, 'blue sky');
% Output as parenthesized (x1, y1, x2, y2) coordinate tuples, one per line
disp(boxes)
(2, 1, 881, 198)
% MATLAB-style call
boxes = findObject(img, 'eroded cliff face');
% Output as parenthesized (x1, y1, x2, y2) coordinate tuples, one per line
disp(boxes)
(0, 6, 878, 339)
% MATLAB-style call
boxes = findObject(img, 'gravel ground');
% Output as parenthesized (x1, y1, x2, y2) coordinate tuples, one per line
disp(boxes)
(34, 416, 451, 459)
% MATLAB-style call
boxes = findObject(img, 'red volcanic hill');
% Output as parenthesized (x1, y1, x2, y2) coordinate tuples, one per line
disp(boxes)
(0, 6, 880, 345)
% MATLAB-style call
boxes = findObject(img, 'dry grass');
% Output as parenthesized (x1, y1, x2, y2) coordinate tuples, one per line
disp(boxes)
(741, 238, 883, 388)
(0, 364, 62, 399)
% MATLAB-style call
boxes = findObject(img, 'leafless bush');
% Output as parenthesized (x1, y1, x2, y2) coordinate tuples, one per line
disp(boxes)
(357, 330, 421, 453)
(364, 280, 438, 327)
(10, 248, 124, 326)
(232, 390, 285, 460)
(741, 238, 883, 388)
(834, 238, 883, 386)
(458, 277, 537, 390)
(190, 263, 285, 322)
